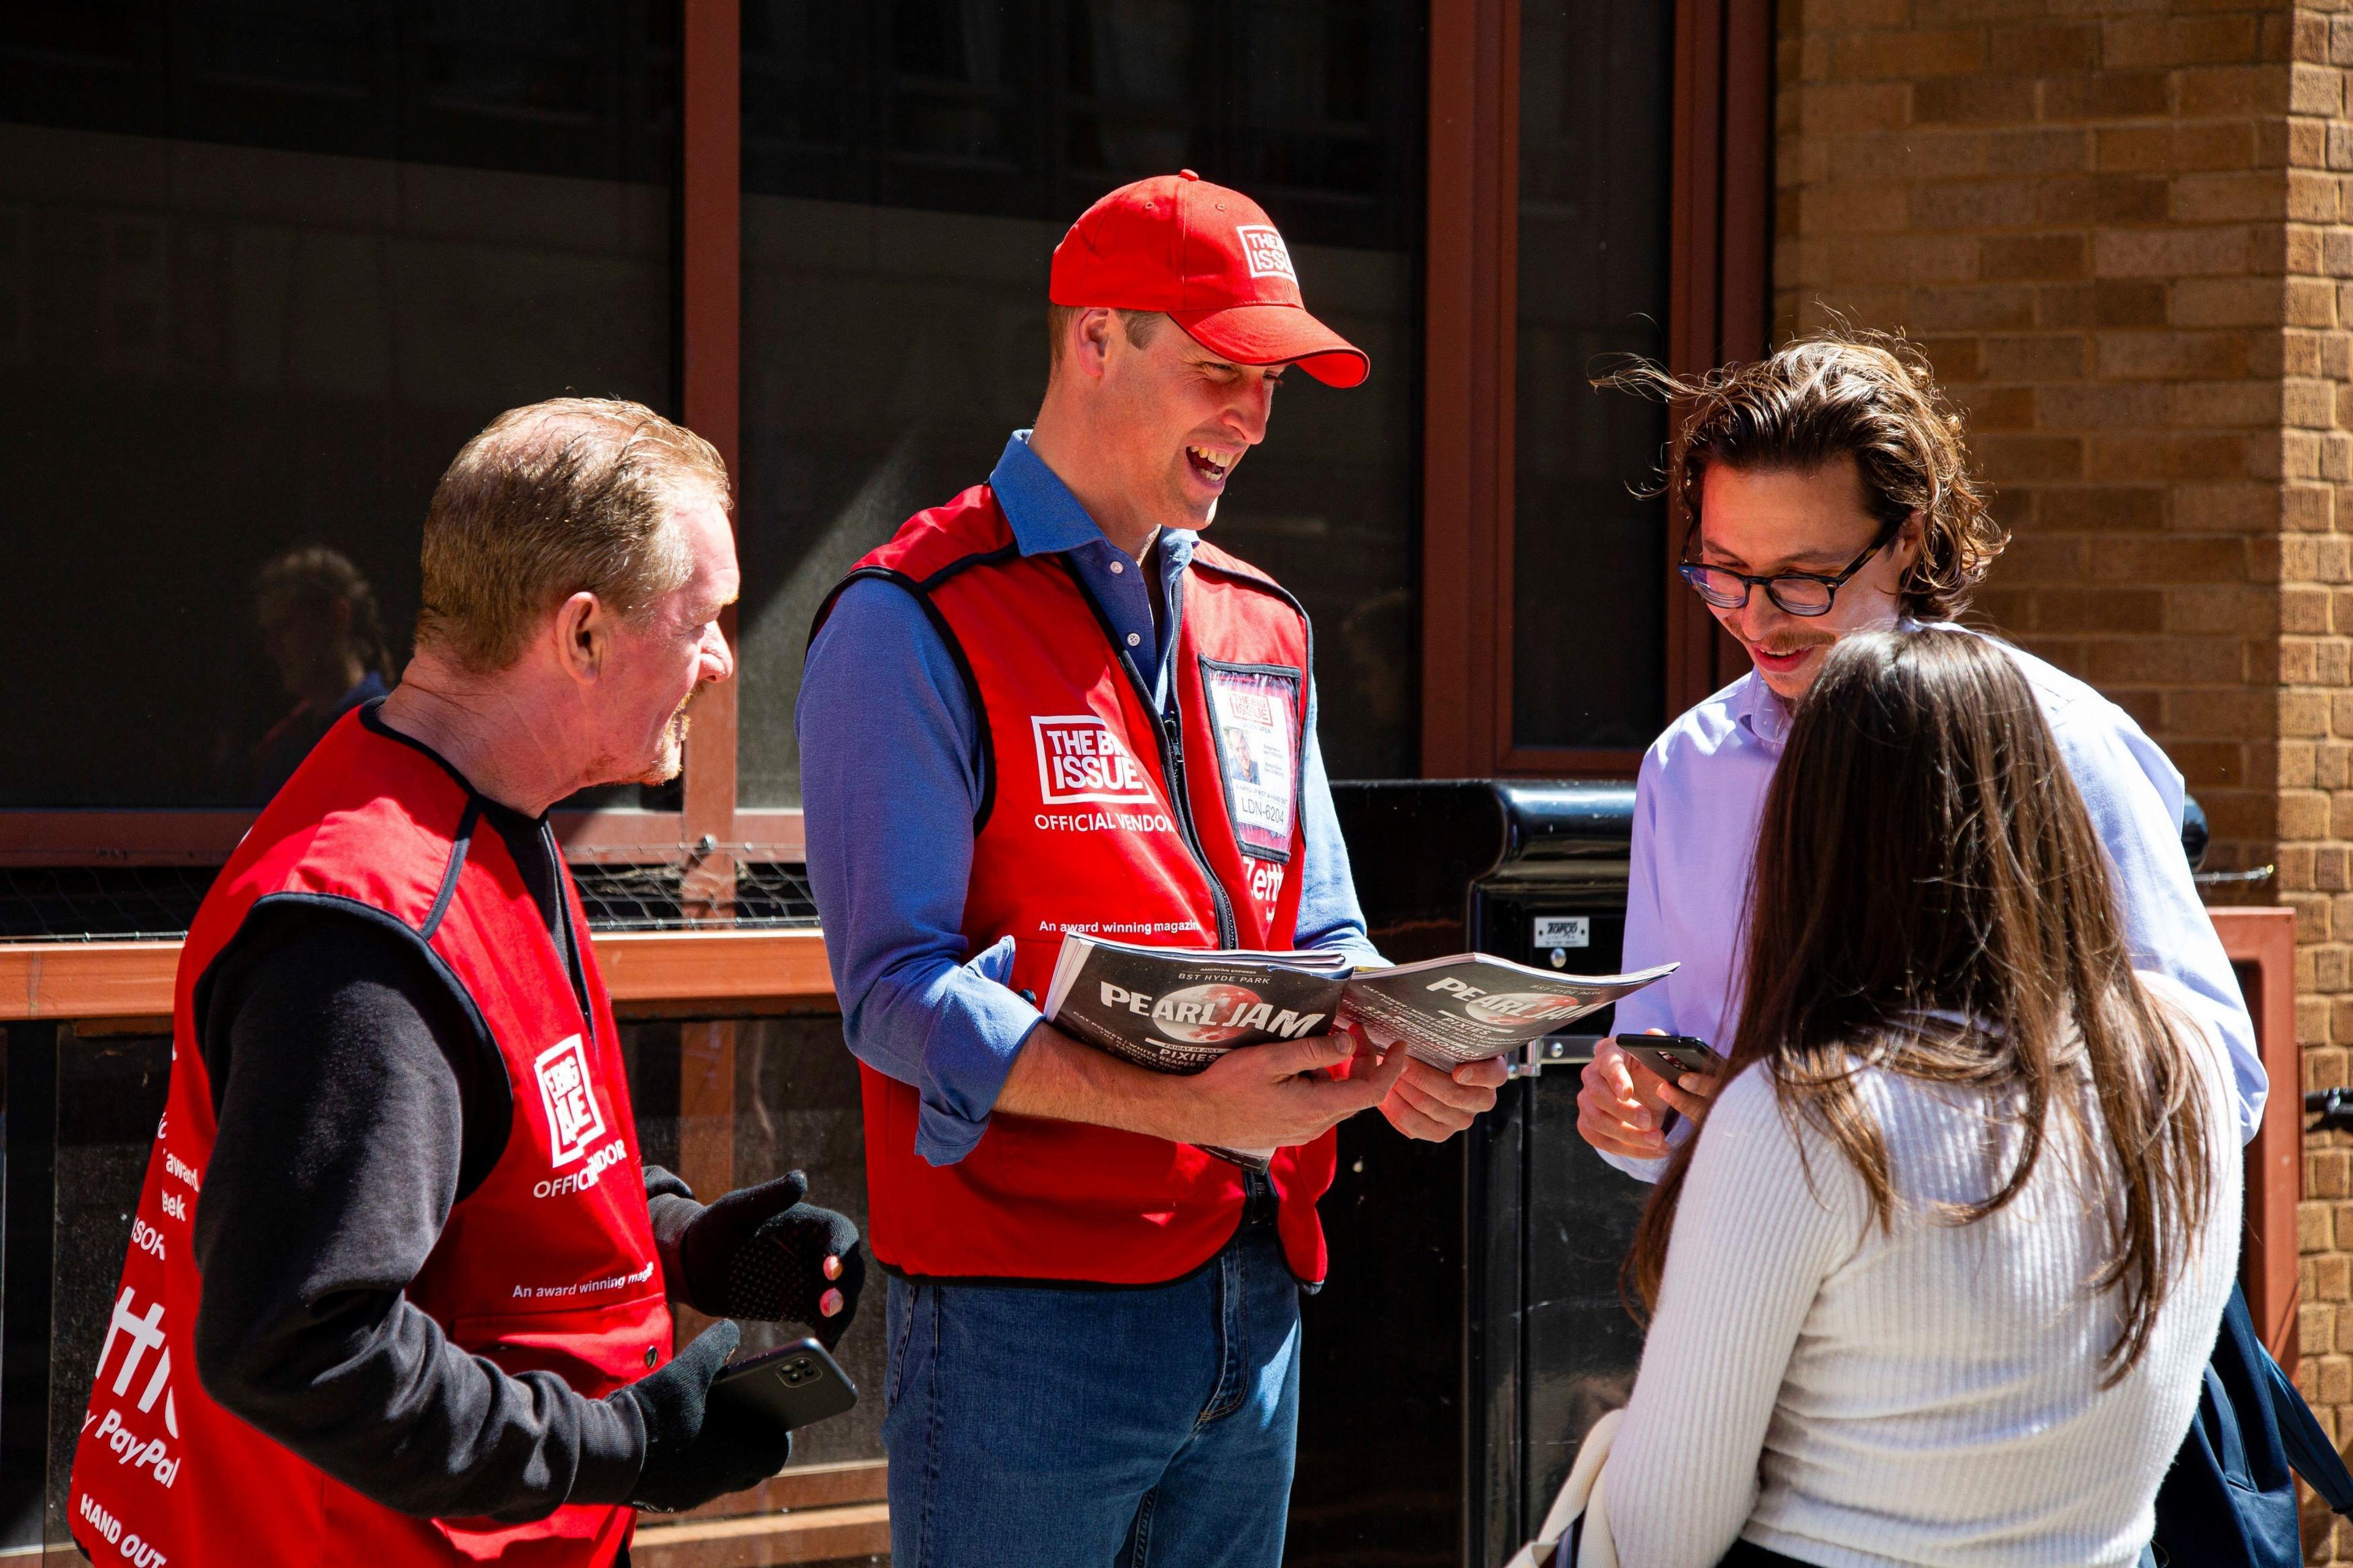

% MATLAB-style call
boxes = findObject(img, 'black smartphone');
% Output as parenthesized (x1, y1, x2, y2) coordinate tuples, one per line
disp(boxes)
(1617, 1034, 1723, 1083)
(710, 1338, 860, 1431)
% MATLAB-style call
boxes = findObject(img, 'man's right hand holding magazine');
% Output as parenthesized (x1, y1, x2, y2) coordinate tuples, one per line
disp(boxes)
(998, 1022, 1419, 1152)
(1379, 1051, 1514, 1141)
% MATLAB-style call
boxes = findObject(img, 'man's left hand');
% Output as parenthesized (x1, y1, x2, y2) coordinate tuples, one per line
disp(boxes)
(1380, 1055, 1510, 1141)
(669, 1172, 865, 1348)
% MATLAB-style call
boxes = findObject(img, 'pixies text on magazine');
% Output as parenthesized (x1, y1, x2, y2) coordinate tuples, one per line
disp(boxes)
(1040, 933, 1675, 1167)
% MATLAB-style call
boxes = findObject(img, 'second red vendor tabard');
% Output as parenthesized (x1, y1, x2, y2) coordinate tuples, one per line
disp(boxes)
(816, 483, 1336, 1287)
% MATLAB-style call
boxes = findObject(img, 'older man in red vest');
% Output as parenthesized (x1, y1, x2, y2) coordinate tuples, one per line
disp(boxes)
(71, 400, 862, 1567)
(801, 173, 1510, 1567)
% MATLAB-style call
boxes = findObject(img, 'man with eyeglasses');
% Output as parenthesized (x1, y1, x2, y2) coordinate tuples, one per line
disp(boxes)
(1575, 329, 2264, 1172)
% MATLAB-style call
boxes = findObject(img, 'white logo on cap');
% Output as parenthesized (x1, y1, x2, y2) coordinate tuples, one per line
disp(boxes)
(1236, 225, 1295, 281)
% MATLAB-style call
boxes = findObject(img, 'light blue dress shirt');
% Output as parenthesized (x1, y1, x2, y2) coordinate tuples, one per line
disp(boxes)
(798, 431, 1384, 1166)
(1608, 625, 2267, 1181)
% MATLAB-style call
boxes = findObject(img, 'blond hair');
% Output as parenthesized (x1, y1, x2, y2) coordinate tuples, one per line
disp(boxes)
(417, 398, 729, 672)
(1606, 327, 2007, 620)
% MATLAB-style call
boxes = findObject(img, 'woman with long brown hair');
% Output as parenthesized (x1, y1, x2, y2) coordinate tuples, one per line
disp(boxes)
(1597, 630, 2238, 1568)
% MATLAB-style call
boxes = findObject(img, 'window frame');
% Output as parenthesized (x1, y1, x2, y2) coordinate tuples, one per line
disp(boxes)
(0, 15, 1771, 1553)
(0, 0, 1773, 867)
(0, 0, 745, 874)
(1417, 0, 1773, 780)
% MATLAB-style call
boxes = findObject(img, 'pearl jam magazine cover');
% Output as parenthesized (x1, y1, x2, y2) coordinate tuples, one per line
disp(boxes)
(1041, 934, 1675, 1167)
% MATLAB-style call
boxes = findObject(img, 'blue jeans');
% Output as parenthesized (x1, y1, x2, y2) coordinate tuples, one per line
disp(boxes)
(881, 1219, 1303, 1568)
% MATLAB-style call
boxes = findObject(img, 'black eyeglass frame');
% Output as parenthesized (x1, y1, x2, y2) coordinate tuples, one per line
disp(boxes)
(1676, 515, 1904, 618)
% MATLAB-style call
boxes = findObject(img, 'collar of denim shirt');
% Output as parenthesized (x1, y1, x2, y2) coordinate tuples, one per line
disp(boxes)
(990, 430, 1197, 699)
(990, 430, 1198, 563)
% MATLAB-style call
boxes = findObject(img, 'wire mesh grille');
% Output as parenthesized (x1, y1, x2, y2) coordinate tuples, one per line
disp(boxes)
(0, 865, 220, 942)
(566, 852, 819, 933)
(0, 850, 819, 941)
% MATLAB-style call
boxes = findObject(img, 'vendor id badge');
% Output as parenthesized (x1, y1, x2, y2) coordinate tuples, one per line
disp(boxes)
(1201, 661, 1301, 861)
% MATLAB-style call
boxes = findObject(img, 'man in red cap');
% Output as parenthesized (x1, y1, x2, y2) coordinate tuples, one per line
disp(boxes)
(799, 173, 1508, 1564)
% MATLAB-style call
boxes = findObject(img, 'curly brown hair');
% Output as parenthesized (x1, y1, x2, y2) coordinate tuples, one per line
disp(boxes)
(1604, 327, 2008, 621)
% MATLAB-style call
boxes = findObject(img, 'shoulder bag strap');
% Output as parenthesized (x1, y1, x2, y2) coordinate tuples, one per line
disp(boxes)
(2266, 1347, 2353, 1513)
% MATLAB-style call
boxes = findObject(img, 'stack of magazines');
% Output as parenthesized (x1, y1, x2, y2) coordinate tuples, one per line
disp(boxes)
(1041, 933, 1675, 1167)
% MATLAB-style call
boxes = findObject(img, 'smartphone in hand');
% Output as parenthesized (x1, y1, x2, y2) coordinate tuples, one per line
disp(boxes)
(710, 1338, 860, 1432)
(1616, 1035, 1723, 1086)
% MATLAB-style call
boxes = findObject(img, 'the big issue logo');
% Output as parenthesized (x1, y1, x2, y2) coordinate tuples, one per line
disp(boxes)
(1031, 715, 1174, 834)
(532, 1034, 631, 1199)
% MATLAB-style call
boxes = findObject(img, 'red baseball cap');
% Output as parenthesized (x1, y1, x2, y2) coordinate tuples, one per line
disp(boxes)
(1048, 171, 1370, 389)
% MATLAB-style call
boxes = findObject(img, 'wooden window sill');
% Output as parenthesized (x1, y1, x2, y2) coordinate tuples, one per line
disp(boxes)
(0, 926, 835, 1024)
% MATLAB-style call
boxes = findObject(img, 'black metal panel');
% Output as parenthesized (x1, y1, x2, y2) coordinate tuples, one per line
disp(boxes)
(1463, 784, 1643, 1565)
(1291, 783, 1491, 1567)
(1523, 1081, 1645, 1529)
(1490, 782, 1639, 879)
(1461, 1075, 1526, 1568)
(1329, 782, 1507, 959)
(1289, 1113, 1466, 1568)
(1, 1023, 58, 1551)
(1300, 781, 1642, 1568)
(1493, 813, 1649, 1550)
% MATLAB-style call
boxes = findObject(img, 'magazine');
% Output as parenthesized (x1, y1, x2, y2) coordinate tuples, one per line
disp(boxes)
(1040, 933, 1675, 1168)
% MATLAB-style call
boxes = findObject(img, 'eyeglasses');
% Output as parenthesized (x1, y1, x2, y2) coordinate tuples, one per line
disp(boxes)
(1677, 518, 1901, 618)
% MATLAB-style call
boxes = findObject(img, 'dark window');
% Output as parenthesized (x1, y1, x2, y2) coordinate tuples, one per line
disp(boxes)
(1510, 0, 1673, 753)
(733, 0, 1427, 806)
(0, 2, 679, 808)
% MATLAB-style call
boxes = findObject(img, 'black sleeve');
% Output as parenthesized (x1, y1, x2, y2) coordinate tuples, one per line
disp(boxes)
(642, 1165, 701, 1306)
(189, 904, 645, 1521)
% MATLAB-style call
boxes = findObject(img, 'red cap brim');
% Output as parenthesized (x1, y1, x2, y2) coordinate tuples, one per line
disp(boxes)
(1169, 303, 1370, 388)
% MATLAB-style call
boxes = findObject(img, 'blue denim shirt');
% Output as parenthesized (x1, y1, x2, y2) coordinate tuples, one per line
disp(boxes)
(798, 431, 1384, 1165)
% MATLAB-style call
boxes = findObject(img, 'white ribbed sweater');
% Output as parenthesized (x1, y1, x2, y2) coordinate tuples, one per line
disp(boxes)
(1601, 974, 2240, 1568)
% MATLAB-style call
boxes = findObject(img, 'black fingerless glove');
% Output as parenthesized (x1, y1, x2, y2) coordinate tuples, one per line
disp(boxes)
(646, 1168, 866, 1348)
(608, 1320, 793, 1514)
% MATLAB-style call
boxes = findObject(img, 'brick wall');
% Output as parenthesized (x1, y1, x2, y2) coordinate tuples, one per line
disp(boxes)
(1775, 0, 2349, 1555)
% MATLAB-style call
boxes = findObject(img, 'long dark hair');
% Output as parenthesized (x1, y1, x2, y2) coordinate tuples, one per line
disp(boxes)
(1626, 631, 2216, 1381)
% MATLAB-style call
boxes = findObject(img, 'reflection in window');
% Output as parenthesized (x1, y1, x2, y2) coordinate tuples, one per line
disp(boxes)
(0, 4, 678, 807)
(734, 1, 1427, 806)
(239, 547, 398, 803)
(1512, 1, 1672, 753)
